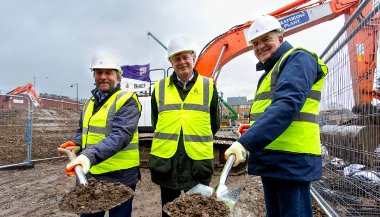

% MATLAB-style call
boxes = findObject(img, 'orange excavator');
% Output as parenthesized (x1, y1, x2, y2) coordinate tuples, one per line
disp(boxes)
(194, 0, 379, 115)
(4, 83, 43, 107)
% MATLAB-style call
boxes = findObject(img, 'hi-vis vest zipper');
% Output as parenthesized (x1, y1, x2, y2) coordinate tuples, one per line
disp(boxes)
(151, 76, 214, 160)
(82, 90, 141, 174)
(250, 48, 328, 155)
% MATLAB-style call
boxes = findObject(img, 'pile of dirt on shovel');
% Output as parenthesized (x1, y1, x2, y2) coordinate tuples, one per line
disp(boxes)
(58, 178, 134, 214)
(163, 193, 230, 217)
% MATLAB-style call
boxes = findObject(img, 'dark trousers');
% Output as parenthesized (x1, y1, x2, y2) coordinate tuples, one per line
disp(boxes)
(261, 177, 312, 217)
(160, 186, 183, 217)
(80, 184, 136, 217)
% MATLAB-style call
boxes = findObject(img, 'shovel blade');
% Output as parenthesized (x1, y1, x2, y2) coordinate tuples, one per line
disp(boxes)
(217, 187, 243, 208)
(187, 183, 214, 196)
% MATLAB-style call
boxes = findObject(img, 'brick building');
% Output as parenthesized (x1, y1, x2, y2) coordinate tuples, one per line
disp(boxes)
(0, 93, 83, 110)
(220, 96, 252, 125)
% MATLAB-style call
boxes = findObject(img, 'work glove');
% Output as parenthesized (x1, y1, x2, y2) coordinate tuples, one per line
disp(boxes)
(59, 141, 77, 153)
(224, 141, 247, 167)
(237, 124, 250, 136)
(65, 154, 91, 176)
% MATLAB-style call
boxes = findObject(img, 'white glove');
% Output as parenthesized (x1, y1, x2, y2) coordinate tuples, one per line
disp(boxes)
(66, 154, 91, 174)
(224, 141, 247, 167)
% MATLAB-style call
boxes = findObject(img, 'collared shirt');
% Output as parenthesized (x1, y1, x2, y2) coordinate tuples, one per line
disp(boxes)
(95, 90, 109, 102)
(176, 72, 194, 89)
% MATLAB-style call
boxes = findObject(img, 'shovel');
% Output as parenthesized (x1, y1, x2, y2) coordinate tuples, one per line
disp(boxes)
(57, 147, 88, 185)
(187, 154, 243, 209)
(57, 147, 134, 214)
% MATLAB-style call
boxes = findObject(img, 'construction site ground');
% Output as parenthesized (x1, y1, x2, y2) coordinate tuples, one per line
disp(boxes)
(0, 108, 326, 216)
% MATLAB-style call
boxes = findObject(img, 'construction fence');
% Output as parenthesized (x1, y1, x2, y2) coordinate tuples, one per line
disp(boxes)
(315, 1, 380, 216)
(0, 94, 80, 169)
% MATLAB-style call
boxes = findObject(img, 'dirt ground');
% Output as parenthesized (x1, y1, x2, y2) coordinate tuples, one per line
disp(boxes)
(0, 108, 326, 217)
(0, 159, 328, 217)
(0, 159, 264, 217)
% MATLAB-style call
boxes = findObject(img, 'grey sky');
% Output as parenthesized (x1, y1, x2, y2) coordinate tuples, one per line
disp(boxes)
(0, 0, 343, 100)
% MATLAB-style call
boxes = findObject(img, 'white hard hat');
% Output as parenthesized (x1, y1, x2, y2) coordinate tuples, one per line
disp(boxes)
(167, 36, 196, 60)
(247, 15, 283, 44)
(90, 52, 122, 74)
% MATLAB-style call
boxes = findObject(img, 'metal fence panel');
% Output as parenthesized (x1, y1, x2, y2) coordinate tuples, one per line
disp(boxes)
(317, 2, 380, 216)
(0, 94, 80, 168)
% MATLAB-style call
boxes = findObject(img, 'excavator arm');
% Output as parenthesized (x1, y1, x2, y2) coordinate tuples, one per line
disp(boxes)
(195, 0, 378, 108)
(5, 83, 43, 107)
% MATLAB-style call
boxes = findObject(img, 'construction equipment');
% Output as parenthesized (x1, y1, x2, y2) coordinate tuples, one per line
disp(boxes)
(219, 95, 239, 127)
(194, 0, 379, 116)
(4, 82, 43, 107)
(141, 1, 379, 172)
(187, 154, 242, 206)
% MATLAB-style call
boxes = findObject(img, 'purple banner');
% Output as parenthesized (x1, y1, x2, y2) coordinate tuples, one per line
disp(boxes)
(121, 64, 150, 82)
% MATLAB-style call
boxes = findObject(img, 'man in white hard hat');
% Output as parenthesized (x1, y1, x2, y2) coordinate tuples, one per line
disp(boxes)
(149, 36, 220, 217)
(59, 52, 142, 217)
(224, 15, 328, 217)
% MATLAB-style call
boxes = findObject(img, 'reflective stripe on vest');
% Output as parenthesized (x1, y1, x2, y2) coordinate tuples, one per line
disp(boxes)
(151, 76, 214, 160)
(249, 47, 328, 155)
(82, 90, 141, 174)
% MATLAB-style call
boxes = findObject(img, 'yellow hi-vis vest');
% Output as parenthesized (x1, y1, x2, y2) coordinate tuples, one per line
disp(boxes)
(81, 90, 141, 174)
(250, 48, 328, 155)
(151, 75, 214, 160)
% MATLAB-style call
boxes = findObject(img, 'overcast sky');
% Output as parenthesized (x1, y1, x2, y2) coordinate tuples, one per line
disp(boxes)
(0, 0, 344, 100)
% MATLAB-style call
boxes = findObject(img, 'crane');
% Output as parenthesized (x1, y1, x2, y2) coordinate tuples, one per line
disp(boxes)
(4, 83, 43, 107)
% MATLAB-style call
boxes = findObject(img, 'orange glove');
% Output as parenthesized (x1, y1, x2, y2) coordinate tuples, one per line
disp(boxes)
(60, 141, 76, 149)
(238, 124, 250, 136)
(66, 154, 91, 176)
(59, 141, 77, 154)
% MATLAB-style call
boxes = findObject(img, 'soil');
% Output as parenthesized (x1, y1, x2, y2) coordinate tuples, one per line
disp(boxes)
(58, 178, 134, 214)
(0, 108, 328, 217)
(163, 193, 230, 217)
(0, 159, 255, 217)
(0, 159, 327, 217)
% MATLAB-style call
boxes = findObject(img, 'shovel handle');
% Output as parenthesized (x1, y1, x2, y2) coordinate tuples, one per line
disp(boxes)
(57, 147, 88, 185)
(219, 154, 236, 186)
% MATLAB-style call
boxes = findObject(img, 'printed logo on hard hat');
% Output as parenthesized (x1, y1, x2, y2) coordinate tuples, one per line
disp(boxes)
(103, 103, 108, 109)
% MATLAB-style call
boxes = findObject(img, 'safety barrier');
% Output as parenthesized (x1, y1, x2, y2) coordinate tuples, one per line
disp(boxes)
(0, 94, 80, 169)
(316, 1, 380, 216)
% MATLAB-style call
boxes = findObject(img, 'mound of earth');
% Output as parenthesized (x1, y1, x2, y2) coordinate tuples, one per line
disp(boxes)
(164, 193, 230, 217)
(58, 178, 134, 214)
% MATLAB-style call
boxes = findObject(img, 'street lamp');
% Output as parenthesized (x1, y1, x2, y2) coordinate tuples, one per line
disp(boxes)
(70, 83, 79, 109)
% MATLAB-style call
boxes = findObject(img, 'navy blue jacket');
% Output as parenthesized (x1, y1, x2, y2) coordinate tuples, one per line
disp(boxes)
(73, 84, 141, 187)
(238, 41, 322, 181)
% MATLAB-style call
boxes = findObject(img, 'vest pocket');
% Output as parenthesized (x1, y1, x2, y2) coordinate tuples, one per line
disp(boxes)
(191, 159, 214, 180)
(148, 155, 172, 175)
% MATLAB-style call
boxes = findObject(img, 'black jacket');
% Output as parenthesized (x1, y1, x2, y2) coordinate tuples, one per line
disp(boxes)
(149, 70, 220, 190)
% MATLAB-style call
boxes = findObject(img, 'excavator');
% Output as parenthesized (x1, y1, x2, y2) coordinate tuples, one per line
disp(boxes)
(4, 83, 43, 107)
(195, 0, 378, 114)
(140, 0, 379, 171)
(191, 0, 379, 169)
